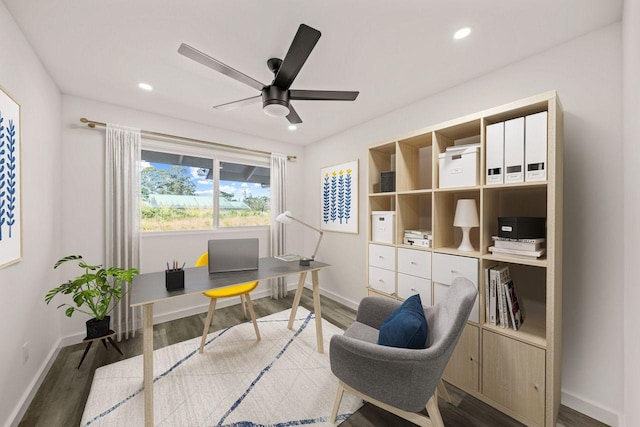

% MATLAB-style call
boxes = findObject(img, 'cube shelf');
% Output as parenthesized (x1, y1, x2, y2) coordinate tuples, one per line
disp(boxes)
(366, 91, 563, 427)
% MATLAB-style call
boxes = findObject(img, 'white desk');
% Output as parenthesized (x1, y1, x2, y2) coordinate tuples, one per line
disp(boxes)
(130, 257, 330, 427)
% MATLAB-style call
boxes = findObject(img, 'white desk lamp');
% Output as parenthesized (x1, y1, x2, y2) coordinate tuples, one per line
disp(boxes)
(453, 199, 479, 252)
(275, 211, 324, 266)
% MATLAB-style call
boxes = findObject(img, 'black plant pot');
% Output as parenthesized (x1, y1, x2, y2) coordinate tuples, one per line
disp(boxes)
(86, 316, 111, 339)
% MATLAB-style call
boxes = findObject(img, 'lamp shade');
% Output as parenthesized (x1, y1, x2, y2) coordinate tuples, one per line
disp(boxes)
(276, 211, 293, 224)
(453, 199, 479, 228)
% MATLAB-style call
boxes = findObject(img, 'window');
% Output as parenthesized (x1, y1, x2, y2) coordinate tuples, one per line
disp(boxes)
(140, 148, 270, 232)
(219, 161, 271, 227)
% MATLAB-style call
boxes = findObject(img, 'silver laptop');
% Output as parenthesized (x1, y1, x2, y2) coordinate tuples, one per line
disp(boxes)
(208, 238, 259, 273)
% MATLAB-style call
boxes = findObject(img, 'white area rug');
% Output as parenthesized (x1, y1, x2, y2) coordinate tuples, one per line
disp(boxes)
(81, 307, 362, 426)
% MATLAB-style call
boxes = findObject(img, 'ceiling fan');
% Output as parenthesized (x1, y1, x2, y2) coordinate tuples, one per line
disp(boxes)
(177, 24, 359, 125)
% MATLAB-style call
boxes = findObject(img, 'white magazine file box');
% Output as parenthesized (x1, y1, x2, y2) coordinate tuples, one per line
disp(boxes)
(504, 117, 525, 183)
(525, 111, 548, 182)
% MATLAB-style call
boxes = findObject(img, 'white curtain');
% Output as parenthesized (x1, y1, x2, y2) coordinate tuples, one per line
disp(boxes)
(105, 124, 141, 340)
(270, 153, 287, 298)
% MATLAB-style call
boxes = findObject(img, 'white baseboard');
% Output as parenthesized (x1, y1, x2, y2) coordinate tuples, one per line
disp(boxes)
(6, 339, 63, 427)
(302, 282, 360, 311)
(562, 389, 622, 427)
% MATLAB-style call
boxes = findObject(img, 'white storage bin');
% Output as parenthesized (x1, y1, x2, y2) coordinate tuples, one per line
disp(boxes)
(368, 244, 396, 271)
(438, 145, 479, 188)
(398, 248, 431, 279)
(368, 266, 396, 294)
(432, 253, 478, 286)
(432, 253, 479, 323)
(371, 211, 396, 243)
(398, 274, 432, 306)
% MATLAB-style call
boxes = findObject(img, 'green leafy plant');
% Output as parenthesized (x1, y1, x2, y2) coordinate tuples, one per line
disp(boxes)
(45, 255, 139, 320)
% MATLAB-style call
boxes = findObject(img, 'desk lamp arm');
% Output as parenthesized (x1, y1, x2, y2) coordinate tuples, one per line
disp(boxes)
(288, 216, 324, 260)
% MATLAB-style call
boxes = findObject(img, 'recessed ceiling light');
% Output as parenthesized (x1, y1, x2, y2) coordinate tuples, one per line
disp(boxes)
(453, 27, 471, 40)
(288, 124, 297, 131)
(138, 82, 153, 91)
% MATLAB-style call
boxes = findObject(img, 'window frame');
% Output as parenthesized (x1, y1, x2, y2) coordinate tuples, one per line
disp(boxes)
(140, 138, 271, 234)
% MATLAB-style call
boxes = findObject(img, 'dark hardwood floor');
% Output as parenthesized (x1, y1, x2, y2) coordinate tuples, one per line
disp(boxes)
(19, 290, 607, 427)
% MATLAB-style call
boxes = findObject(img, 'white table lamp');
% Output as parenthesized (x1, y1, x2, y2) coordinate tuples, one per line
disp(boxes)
(276, 211, 324, 265)
(453, 199, 479, 252)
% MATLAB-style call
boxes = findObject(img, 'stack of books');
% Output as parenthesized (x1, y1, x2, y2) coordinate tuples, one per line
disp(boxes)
(488, 236, 545, 259)
(403, 229, 432, 247)
(484, 265, 525, 331)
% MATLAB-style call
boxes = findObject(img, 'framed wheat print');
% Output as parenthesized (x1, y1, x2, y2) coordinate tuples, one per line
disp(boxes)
(321, 159, 358, 234)
(0, 85, 21, 269)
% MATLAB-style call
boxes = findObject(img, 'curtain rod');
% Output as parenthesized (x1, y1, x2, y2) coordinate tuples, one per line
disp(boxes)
(79, 118, 297, 160)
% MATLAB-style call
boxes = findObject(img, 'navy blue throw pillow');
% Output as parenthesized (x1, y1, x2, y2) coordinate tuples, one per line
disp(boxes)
(377, 294, 428, 349)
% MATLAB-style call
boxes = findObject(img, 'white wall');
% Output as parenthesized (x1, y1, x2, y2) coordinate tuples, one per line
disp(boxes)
(622, 1, 640, 426)
(60, 95, 306, 338)
(303, 24, 624, 425)
(0, 5, 630, 426)
(0, 2, 63, 425)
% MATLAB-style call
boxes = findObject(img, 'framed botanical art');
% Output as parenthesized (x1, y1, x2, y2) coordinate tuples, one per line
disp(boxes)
(320, 159, 358, 234)
(0, 85, 21, 269)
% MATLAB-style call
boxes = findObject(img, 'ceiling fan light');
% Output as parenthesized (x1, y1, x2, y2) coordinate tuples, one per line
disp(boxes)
(454, 27, 472, 40)
(263, 102, 290, 117)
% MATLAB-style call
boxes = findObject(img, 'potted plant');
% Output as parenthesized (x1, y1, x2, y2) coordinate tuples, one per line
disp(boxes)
(45, 255, 139, 339)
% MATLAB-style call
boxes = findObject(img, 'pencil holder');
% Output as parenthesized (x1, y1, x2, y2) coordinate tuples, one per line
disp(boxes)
(165, 269, 185, 291)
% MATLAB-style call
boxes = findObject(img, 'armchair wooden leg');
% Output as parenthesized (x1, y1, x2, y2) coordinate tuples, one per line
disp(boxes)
(244, 293, 261, 341)
(330, 381, 345, 423)
(437, 379, 452, 404)
(199, 298, 217, 353)
(425, 393, 445, 427)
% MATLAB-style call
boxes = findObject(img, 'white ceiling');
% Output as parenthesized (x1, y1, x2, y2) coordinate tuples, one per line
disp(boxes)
(4, 0, 622, 145)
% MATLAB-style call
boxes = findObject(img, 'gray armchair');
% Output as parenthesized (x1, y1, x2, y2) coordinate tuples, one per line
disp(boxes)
(329, 277, 477, 426)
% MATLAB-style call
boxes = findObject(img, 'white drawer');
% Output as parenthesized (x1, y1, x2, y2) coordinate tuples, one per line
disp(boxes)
(432, 253, 478, 286)
(434, 281, 479, 323)
(398, 273, 432, 306)
(398, 248, 431, 279)
(368, 244, 396, 271)
(368, 266, 396, 294)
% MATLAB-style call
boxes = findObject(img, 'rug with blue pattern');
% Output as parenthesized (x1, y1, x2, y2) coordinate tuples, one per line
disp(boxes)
(81, 307, 361, 426)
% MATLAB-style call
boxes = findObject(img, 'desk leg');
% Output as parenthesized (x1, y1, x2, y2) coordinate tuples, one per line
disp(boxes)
(288, 271, 307, 330)
(142, 303, 154, 427)
(312, 270, 324, 354)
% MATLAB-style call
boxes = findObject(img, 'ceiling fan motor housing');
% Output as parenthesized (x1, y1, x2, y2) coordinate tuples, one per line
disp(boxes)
(262, 86, 290, 116)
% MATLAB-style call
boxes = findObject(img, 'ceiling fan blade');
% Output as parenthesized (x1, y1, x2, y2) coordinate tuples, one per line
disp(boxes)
(289, 90, 359, 101)
(213, 95, 261, 111)
(178, 43, 265, 92)
(273, 24, 321, 90)
(286, 104, 303, 124)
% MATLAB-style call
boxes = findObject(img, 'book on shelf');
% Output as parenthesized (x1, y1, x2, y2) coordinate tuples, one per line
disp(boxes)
(495, 266, 511, 328)
(403, 237, 432, 247)
(504, 280, 525, 331)
(489, 267, 507, 326)
(492, 236, 545, 251)
(485, 264, 497, 326)
(404, 229, 432, 240)
(489, 246, 546, 259)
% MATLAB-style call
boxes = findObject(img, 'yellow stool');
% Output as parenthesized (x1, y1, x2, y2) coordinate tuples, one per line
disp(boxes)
(195, 253, 261, 353)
